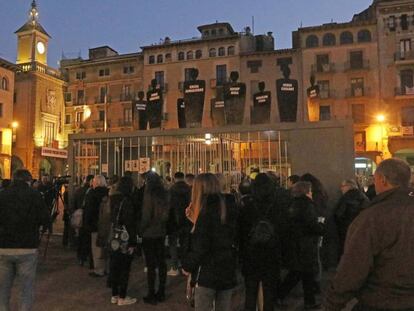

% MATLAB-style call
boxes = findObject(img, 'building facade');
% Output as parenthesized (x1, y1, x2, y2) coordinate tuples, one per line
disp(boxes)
(61, 0, 413, 176)
(0, 58, 17, 179)
(13, 1, 67, 178)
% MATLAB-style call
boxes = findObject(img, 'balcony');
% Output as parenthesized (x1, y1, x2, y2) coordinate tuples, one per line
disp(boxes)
(17, 61, 62, 79)
(395, 86, 414, 98)
(394, 51, 414, 64)
(345, 87, 371, 98)
(119, 94, 133, 102)
(319, 89, 336, 99)
(74, 97, 88, 105)
(344, 60, 370, 71)
(311, 63, 335, 74)
(118, 119, 132, 127)
(94, 96, 112, 104)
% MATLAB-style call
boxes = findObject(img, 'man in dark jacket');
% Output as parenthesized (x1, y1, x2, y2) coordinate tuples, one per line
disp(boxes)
(167, 172, 191, 276)
(334, 179, 369, 259)
(0, 169, 50, 311)
(325, 158, 414, 311)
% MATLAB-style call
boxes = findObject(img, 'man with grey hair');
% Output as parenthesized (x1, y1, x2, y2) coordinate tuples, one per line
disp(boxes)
(325, 158, 414, 311)
(334, 179, 369, 258)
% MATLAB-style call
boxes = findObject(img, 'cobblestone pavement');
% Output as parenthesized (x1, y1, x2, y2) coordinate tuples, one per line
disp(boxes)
(9, 236, 355, 311)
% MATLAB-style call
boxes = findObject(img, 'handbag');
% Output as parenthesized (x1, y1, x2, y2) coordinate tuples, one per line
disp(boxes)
(109, 198, 130, 254)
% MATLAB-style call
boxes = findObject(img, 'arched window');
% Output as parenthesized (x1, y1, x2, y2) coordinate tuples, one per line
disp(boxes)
(149, 55, 155, 64)
(195, 50, 202, 59)
(228, 46, 235, 56)
(357, 29, 372, 43)
(187, 51, 194, 60)
(178, 51, 185, 61)
(165, 53, 172, 62)
(209, 48, 217, 57)
(340, 31, 354, 45)
(157, 54, 163, 63)
(218, 47, 225, 56)
(1, 78, 7, 90)
(323, 33, 336, 46)
(306, 35, 319, 48)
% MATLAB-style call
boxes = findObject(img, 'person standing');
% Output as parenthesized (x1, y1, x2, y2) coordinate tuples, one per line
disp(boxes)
(0, 169, 50, 311)
(325, 158, 414, 311)
(140, 173, 170, 305)
(364, 175, 376, 201)
(84, 175, 108, 277)
(108, 177, 138, 306)
(334, 179, 369, 259)
(239, 173, 281, 311)
(182, 173, 238, 311)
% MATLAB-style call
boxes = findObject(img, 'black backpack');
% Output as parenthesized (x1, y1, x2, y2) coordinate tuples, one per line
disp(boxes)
(248, 202, 275, 247)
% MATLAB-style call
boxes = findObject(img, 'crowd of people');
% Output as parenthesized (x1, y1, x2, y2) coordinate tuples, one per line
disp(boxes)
(0, 157, 414, 311)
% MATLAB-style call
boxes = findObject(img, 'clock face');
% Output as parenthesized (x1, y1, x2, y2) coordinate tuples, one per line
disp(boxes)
(36, 41, 45, 55)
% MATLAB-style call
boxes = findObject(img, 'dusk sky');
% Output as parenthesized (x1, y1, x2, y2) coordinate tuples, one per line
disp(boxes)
(1, 0, 373, 66)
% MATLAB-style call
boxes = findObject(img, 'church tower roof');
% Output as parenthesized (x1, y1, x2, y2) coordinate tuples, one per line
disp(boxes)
(15, 1, 51, 38)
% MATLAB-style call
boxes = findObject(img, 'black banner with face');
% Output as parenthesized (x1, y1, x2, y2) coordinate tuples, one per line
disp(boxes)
(183, 80, 206, 128)
(146, 89, 163, 128)
(177, 98, 186, 128)
(251, 91, 271, 124)
(223, 82, 246, 125)
(276, 79, 298, 122)
(132, 99, 147, 130)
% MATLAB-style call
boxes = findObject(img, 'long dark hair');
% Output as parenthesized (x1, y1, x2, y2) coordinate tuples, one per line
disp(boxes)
(143, 172, 168, 220)
(117, 176, 133, 197)
(300, 173, 328, 209)
(251, 173, 276, 206)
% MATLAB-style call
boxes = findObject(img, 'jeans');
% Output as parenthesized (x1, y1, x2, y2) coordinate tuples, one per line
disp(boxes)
(244, 276, 276, 311)
(195, 286, 233, 311)
(0, 251, 38, 311)
(91, 232, 105, 275)
(110, 252, 133, 299)
(142, 237, 167, 295)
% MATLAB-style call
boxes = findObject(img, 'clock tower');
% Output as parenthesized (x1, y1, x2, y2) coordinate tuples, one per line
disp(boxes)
(15, 0, 50, 65)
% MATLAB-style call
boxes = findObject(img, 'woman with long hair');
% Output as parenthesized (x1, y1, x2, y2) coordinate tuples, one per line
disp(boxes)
(139, 172, 169, 305)
(182, 173, 237, 311)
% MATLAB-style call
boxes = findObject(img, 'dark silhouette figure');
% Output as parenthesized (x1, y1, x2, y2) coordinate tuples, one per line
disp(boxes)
(133, 91, 147, 130)
(211, 91, 225, 127)
(307, 75, 320, 99)
(276, 64, 298, 122)
(183, 68, 206, 128)
(176, 98, 186, 128)
(251, 81, 272, 124)
(146, 79, 163, 129)
(224, 71, 246, 125)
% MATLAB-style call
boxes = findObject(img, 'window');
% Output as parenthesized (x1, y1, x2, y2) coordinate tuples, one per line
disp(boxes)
(43, 121, 55, 146)
(209, 48, 217, 57)
(316, 54, 330, 72)
(64, 92, 72, 102)
(400, 39, 412, 58)
(98, 68, 110, 76)
(76, 71, 86, 80)
(323, 33, 336, 46)
(77, 90, 85, 104)
(247, 60, 262, 73)
(340, 31, 354, 45)
(124, 108, 132, 122)
(212, 29, 217, 36)
(216, 65, 227, 86)
(352, 104, 365, 124)
(306, 35, 319, 48)
(65, 114, 71, 124)
(98, 111, 105, 122)
(204, 30, 210, 37)
(351, 78, 364, 97)
(401, 69, 414, 95)
(219, 28, 224, 35)
(401, 106, 414, 126)
(165, 53, 172, 62)
(99, 86, 108, 103)
(155, 71, 164, 88)
(157, 54, 163, 63)
(123, 66, 135, 74)
(350, 51, 364, 69)
(218, 47, 225, 56)
(1, 77, 8, 90)
(388, 16, 396, 31)
(401, 15, 408, 31)
(228, 46, 235, 56)
(122, 85, 132, 100)
(0, 103, 3, 117)
(318, 80, 330, 99)
(178, 52, 185, 61)
(187, 51, 194, 60)
(195, 50, 202, 59)
(76, 111, 84, 123)
(319, 105, 331, 121)
(149, 55, 155, 64)
(357, 30, 372, 43)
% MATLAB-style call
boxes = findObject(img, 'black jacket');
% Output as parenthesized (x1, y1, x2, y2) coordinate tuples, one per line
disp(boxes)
(110, 192, 138, 247)
(73, 184, 90, 211)
(285, 195, 325, 273)
(84, 186, 109, 233)
(0, 181, 50, 249)
(238, 194, 281, 280)
(168, 181, 191, 234)
(182, 194, 238, 290)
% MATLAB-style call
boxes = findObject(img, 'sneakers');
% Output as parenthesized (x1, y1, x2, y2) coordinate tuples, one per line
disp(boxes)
(111, 296, 119, 304)
(167, 268, 179, 276)
(117, 297, 137, 306)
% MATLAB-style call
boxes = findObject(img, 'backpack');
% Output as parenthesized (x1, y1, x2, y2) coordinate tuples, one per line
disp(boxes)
(248, 203, 275, 247)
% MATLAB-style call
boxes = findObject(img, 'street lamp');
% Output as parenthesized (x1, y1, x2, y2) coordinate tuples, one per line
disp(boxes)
(376, 114, 386, 123)
(11, 121, 18, 143)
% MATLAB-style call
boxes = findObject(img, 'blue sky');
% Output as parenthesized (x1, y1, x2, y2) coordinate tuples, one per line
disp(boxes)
(0, 0, 373, 66)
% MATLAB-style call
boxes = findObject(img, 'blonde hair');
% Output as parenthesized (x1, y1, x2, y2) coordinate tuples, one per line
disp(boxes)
(93, 175, 107, 188)
(190, 173, 226, 224)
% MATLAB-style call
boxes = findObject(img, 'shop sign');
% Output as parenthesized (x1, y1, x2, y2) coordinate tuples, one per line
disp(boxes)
(41, 147, 68, 159)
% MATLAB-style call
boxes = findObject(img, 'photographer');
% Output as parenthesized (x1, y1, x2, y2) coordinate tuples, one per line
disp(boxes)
(38, 174, 54, 211)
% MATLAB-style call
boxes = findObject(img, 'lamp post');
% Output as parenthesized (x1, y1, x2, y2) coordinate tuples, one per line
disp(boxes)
(376, 114, 386, 158)
(11, 121, 18, 144)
